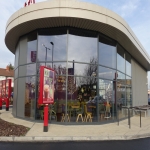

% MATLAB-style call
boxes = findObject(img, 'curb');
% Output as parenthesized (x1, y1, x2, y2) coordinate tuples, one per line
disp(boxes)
(0, 134, 150, 142)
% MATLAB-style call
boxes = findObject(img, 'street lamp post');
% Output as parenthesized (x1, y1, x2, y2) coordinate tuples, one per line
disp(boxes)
(50, 42, 54, 68)
(42, 44, 51, 66)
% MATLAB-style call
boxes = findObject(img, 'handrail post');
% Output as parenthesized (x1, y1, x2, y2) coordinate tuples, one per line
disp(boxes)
(128, 107, 131, 129)
(140, 110, 141, 128)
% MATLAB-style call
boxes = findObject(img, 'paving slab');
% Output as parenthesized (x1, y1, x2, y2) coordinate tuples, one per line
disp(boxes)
(1, 110, 150, 141)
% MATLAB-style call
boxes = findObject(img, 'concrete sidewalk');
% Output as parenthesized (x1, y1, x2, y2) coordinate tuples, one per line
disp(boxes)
(1, 108, 150, 141)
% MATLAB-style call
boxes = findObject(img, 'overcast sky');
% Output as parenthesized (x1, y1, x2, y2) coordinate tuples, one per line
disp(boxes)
(0, 0, 150, 86)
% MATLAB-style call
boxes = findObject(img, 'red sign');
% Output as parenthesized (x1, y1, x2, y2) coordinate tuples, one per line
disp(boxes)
(0, 81, 2, 98)
(0, 79, 12, 99)
(38, 66, 55, 104)
(6, 79, 12, 98)
(2, 80, 6, 98)
(24, 0, 35, 7)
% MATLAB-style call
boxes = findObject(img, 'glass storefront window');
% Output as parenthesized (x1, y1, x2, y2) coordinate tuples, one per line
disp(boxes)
(67, 76, 98, 122)
(26, 64, 36, 76)
(53, 62, 66, 76)
(36, 63, 43, 76)
(99, 79, 115, 120)
(25, 76, 36, 118)
(68, 62, 97, 77)
(99, 66, 116, 80)
(27, 32, 37, 63)
(14, 27, 134, 123)
(126, 52, 131, 76)
(117, 45, 125, 73)
(38, 28, 67, 62)
(68, 29, 97, 63)
(117, 71, 125, 85)
(99, 34, 116, 69)
(126, 86, 132, 107)
(126, 76, 131, 85)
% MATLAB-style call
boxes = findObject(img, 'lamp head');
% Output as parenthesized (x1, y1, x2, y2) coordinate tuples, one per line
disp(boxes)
(50, 42, 54, 45)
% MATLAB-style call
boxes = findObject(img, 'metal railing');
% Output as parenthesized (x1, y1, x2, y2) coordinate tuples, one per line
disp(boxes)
(118, 106, 142, 129)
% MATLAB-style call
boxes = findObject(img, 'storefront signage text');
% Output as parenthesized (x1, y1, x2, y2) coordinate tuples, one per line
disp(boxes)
(24, 0, 35, 7)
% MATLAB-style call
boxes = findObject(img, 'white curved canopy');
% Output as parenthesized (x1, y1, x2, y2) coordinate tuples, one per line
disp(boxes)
(5, 0, 150, 70)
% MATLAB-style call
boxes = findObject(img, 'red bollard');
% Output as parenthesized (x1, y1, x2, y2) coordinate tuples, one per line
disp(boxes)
(0, 98, 2, 110)
(6, 98, 9, 111)
(43, 104, 48, 132)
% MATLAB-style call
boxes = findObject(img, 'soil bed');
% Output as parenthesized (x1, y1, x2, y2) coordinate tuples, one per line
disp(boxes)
(0, 118, 29, 136)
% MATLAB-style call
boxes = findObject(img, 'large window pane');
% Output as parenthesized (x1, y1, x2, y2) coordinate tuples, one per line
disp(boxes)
(126, 76, 131, 85)
(68, 29, 97, 63)
(26, 64, 36, 76)
(99, 66, 116, 80)
(27, 32, 37, 63)
(117, 45, 125, 73)
(126, 52, 131, 76)
(99, 35, 116, 68)
(67, 76, 98, 122)
(25, 76, 36, 118)
(117, 82, 126, 119)
(117, 71, 125, 85)
(126, 86, 132, 107)
(68, 62, 97, 77)
(99, 79, 115, 121)
(53, 62, 66, 76)
(38, 28, 67, 62)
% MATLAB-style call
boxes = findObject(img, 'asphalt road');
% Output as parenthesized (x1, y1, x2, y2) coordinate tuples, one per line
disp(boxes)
(0, 138, 150, 150)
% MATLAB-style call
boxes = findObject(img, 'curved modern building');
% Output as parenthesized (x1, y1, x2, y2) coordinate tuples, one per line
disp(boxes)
(5, 0, 150, 123)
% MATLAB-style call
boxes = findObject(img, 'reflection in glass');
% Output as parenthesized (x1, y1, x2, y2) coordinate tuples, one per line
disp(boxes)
(68, 29, 97, 63)
(36, 63, 45, 75)
(126, 86, 132, 107)
(117, 82, 126, 118)
(26, 64, 36, 76)
(99, 35, 116, 68)
(38, 28, 67, 61)
(99, 79, 115, 120)
(27, 32, 37, 63)
(68, 62, 97, 77)
(99, 66, 116, 80)
(25, 76, 36, 118)
(117, 71, 125, 85)
(126, 52, 131, 76)
(67, 76, 97, 122)
(126, 76, 131, 85)
(53, 62, 66, 76)
(117, 45, 125, 73)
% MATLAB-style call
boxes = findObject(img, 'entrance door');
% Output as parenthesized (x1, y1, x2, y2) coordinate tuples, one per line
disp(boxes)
(98, 79, 116, 122)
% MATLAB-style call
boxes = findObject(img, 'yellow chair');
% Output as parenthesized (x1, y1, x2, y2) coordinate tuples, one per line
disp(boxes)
(61, 113, 70, 122)
(104, 104, 111, 119)
(76, 105, 84, 122)
(84, 105, 92, 122)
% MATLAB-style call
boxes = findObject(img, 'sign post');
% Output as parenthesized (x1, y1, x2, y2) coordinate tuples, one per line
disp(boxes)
(5, 79, 12, 111)
(0, 81, 2, 110)
(38, 66, 55, 132)
(0, 79, 11, 111)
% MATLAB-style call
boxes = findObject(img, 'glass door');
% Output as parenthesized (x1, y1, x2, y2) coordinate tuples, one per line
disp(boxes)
(98, 79, 115, 122)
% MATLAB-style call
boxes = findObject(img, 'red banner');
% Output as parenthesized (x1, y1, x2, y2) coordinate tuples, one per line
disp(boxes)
(6, 79, 12, 98)
(0, 81, 2, 98)
(0, 79, 12, 99)
(31, 51, 36, 62)
(38, 66, 55, 104)
(2, 80, 6, 98)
